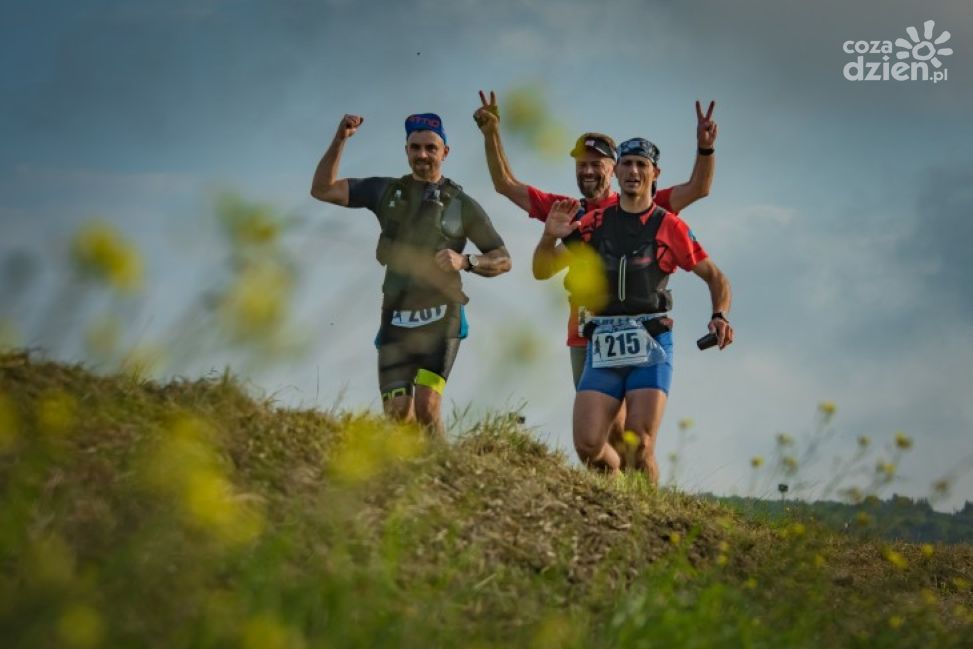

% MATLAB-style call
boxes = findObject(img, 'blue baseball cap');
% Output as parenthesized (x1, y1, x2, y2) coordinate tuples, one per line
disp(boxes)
(618, 138, 660, 165)
(405, 113, 447, 145)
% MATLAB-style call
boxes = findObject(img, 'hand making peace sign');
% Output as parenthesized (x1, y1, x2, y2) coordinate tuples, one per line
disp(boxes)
(473, 90, 500, 134)
(695, 100, 718, 149)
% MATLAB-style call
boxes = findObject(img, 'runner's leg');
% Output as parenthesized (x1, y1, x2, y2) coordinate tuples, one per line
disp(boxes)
(623, 388, 668, 484)
(573, 345, 629, 468)
(573, 390, 623, 473)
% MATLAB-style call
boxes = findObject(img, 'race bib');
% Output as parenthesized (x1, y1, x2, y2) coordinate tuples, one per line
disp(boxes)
(590, 318, 667, 369)
(390, 305, 447, 329)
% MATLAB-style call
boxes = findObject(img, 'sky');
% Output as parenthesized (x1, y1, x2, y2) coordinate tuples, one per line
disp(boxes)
(2, 0, 972, 510)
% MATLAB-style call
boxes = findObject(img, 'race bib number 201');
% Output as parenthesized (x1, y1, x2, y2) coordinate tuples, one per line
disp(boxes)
(591, 324, 650, 368)
(390, 305, 447, 329)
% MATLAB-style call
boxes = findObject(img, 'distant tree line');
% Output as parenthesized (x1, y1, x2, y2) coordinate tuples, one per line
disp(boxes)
(708, 494, 973, 544)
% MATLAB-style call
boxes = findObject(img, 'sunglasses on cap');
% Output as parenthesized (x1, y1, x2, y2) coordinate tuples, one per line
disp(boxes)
(617, 138, 660, 165)
(570, 135, 617, 159)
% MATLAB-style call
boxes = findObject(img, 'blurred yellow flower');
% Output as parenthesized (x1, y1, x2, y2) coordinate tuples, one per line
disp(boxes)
(534, 612, 582, 649)
(57, 604, 104, 649)
(750, 455, 764, 469)
(218, 194, 282, 248)
(857, 435, 870, 448)
(776, 432, 794, 446)
(743, 578, 758, 590)
(920, 544, 934, 557)
(241, 613, 302, 649)
(221, 260, 294, 338)
(782, 455, 798, 474)
(920, 589, 938, 606)
(668, 532, 682, 546)
(121, 344, 165, 378)
(855, 511, 873, 527)
(818, 401, 837, 416)
(883, 548, 907, 570)
(330, 418, 425, 485)
(789, 522, 806, 537)
(563, 244, 609, 312)
(876, 461, 896, 479)
(894, 431, 913, 450)
(932, 479, 950, 496)
(677, 417, 694, 431)
(37, 390, 78, 437)
(953, 577, 971, 591)
(622, 430, 639, 449)
(888, 615, 904, 630)
(71, 220, 143, 291)
(718, 540, 730, 552)
(716, 554, 728, 566)
(0, 392, 19, 452)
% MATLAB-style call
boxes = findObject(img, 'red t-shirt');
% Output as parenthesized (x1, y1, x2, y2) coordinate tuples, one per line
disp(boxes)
(526, 186, 678, 346)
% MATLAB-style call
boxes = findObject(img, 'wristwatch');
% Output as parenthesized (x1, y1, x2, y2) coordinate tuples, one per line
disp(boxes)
(464, 254, 479, 272)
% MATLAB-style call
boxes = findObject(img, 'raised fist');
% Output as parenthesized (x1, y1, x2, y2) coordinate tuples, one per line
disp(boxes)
(337, 114, 364, 140)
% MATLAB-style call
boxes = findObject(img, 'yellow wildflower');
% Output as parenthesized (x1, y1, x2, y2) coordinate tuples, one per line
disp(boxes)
(782, 455, 798, 474)
(818, 401, 837, 416)
(920, 544, 934, 557)
(563, 243, 609, 311)
(751, 455, 764, 468)
(790, 522, 806, 537)
(894, 432, 913, 450)
(855, 511, 873, 527)
(932, 479, 950, 495)
(857, 435, 870, 448)
(37, 390, 78, 437)
(622, 430, 639, 449)
(668, 532, 682, 546)
(71, 220, 143, 291)
(677, 417, 694, 431)
(241, 613, 300, 649)
(716, 554, 728, 566)
(57, 604, 104, 649)
(876, 461, 896, 479)
(888, 615, 904, 630)
(744, 578, 757, 590)
(883, 548, 907, 570)
(776, 432, 794, 446)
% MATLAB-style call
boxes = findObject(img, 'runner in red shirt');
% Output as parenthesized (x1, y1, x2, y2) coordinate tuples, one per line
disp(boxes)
(474, 91, 718, 450)
(533, 137, 733, 482)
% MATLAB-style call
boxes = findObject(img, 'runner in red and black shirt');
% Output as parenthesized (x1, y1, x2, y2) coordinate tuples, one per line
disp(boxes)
(534, 137, 733, 483)
(475, 91, 717, 382)
(473, 90, 718, 452)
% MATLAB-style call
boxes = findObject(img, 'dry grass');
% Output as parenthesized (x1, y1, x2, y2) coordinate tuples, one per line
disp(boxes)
(1, 350, 970, 648)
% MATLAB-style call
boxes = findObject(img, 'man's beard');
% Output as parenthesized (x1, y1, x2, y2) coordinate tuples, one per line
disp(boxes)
(411, 161, 436, 180)
(576, 175, 606, 199)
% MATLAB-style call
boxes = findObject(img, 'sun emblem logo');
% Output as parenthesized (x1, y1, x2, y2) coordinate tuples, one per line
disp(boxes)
(896, 19, 953, 68)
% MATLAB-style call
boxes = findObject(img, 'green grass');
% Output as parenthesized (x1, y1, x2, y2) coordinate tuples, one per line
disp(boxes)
(0, 350, 971, 648)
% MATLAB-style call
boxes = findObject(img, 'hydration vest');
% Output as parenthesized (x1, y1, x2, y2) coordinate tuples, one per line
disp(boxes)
(579, 205, 673, 316)
(374, 175, 469, 306)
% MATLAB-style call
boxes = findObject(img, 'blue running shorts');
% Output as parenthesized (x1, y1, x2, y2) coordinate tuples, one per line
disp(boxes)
(577, 330, 674, 399)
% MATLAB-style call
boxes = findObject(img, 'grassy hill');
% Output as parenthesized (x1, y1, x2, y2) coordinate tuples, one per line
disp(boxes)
(1, 350, 971, 648)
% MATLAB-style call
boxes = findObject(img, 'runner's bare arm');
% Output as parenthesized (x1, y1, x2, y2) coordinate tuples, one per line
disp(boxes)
(691, 258, 734, 349)
(532, 199, 579, 279)
(668, 100, 718, 212)
(310, 114, 363, 206)
(474, 90, 531, 212)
